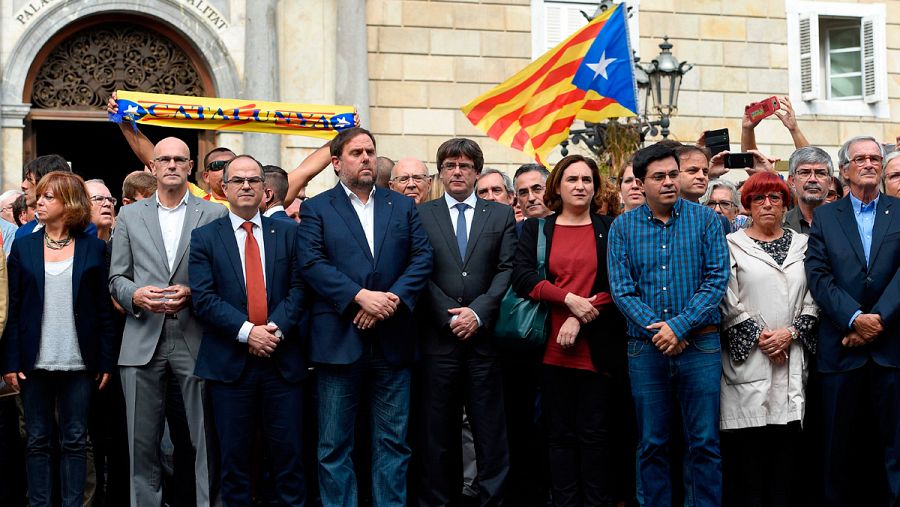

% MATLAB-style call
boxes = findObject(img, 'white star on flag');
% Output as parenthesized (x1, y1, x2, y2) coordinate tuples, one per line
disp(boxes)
(124, 104, 139, 115)
(587, 51, 617, 80)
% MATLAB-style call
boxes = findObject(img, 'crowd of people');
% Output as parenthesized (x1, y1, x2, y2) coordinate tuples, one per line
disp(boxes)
(0, 93, 897, 507)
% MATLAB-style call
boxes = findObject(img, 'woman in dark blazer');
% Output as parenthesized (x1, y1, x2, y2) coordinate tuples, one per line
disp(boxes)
(511, 155, 625, 507)
(1, 171, 116, 507)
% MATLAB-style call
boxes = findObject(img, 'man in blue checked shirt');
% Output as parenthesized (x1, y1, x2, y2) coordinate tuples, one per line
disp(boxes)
(608, 142, 729, 507)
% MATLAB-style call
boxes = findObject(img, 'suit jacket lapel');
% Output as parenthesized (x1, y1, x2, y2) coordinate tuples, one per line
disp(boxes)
(867, 196, 894, 269)
(218, 218, 246, 296)
(373, 188, 394, 265)
(140, 197, 170, 275)
(261, 217, 277, 306)
(835, 197, 868, 268)
(25, 234, 45, 304)
(330, 184, 375, 265)
(171, 195, 204, 277)
(71, 235, 88, 299)
(463, 198, 490, 268)
(430, 199, 463, 267)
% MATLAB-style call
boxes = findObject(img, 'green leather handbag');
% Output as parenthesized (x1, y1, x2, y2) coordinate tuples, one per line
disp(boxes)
(494, 219, 549, 350)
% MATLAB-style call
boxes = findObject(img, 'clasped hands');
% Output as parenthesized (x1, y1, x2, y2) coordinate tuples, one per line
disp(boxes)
(553, 293, 599, 349)
(353, 289, 400, 330)
(759, 328, 793, 365)
(646, 322, 689, 357)
(248, 323, 281, 358)
(843, 313, 883, 348)
(132, 284, 191, 314)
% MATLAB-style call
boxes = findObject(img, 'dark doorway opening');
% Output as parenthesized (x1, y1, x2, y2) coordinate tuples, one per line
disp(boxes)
(32, 120, 199, 202)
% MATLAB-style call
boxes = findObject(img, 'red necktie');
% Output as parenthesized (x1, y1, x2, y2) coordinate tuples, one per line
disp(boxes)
(242, 222, 267, 325)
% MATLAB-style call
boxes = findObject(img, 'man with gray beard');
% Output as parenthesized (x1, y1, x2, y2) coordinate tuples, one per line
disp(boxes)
(784, 146, 834, 234)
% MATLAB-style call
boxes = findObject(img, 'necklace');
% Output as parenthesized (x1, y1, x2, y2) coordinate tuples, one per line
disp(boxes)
(44, 231, 73, 250)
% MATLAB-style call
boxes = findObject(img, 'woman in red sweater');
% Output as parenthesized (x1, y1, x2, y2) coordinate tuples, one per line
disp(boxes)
(511, 155, 624, 506)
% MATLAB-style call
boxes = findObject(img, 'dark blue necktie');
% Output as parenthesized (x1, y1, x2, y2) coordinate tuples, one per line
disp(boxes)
(455, 203, 468, 261)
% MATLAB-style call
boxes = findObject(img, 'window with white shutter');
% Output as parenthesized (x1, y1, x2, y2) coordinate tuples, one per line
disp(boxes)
(786, 1, 887, 118)
(531, 0, 640, 60)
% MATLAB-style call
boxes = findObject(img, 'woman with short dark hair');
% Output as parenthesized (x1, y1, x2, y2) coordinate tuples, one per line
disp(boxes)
(1, 171, 116, 507)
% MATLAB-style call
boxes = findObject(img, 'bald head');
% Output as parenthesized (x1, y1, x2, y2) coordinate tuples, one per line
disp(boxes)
(390, 157, 432, 204)
(152, 137, 193, 190)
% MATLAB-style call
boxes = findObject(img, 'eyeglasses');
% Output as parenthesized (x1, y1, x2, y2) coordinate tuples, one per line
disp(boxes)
(750, 193, 784, 205)
(850, 154, 883, 166)
(794, 168, 831, 180)
(206, 160, 228, 172)
(225, 176, 265, 186)
(154, 156, 191, 166)
(516, 184, 545, 198)
(441, 162, 475, 172)
(644, 170, 681, 183)
(390, 175, 429, 184)
(90, 195, 118, 206)
(705, 200, 734, 210)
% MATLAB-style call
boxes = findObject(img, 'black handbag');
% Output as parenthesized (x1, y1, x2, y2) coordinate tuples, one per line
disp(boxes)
(494, 219, 549, 349)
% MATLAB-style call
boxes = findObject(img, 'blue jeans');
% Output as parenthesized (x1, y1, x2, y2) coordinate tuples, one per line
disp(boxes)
(628, 332, 722, 507)
(20, 370, 94, 507)
(317, 345, 411, 507)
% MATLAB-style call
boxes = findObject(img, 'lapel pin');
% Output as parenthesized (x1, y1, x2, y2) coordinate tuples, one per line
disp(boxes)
(886, 210, 890, 215)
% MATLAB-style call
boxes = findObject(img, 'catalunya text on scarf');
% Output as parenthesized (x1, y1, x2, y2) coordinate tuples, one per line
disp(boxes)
(108, 90, 357, 140)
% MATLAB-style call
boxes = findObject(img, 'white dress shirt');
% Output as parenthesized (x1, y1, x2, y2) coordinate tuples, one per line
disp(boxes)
(157, 190, 189, 272)
(341, 182, 376, 259)
(263, 205, 285, 217)
(229, 211, 272, 343)
(444, 191, 477, 239)
(442, 191, 481, 326)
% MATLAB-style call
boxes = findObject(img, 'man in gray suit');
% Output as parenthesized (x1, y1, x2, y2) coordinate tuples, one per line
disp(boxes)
(415, 138, 517, 506)
(110, 137, 227, 507)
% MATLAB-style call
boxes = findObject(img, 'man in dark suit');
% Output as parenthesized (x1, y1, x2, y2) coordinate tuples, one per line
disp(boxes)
(189, 155, 307, 506)
(261, 165, 295, 222)
(298, 127, 432, 506)
(415, 138, 517, 506)
(805, 135, 900, 506)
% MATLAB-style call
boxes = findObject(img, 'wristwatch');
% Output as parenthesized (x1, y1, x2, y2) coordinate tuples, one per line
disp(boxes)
(787, 326, 798, 342)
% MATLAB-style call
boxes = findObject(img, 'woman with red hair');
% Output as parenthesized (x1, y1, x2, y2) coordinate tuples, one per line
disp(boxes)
(718, 171, 819, 506)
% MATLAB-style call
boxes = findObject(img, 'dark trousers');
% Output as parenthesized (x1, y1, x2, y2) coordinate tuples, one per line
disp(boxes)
(208, 356, 306, 507)
(20, 370, 94, 507)
(821, 361, 900, 507)
(500, 349, 548, 507)
(721, 422, 800, 507)
(88, 370, 130, 506)
(0, 395, 25, 506)
(163, 365, 197, 507)
(541, 365, 613, 507)
(417, 347, 509, 507)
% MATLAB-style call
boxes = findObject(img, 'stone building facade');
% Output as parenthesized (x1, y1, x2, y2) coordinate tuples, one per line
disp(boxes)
(0, 0, 895, 194)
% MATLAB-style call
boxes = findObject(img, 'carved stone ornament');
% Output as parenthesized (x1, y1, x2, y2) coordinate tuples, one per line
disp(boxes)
(32, 24, 205, 109)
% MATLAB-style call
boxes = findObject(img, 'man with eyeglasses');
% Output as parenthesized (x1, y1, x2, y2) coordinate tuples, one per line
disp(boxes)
(783, 146, 835, 234)
(85, 179, 117, 242)
(475, 168, 514, 205)
(806, 135, 900, 506)
(109, 137, 227, 507)
(416, 138, 516, 506)
(190, 154, 309, 506)
(389, 157, 433, 205)
(608, 142, 729, 507)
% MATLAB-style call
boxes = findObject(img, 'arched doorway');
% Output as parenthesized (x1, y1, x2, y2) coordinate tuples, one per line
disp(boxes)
(23, 16, 216, 199)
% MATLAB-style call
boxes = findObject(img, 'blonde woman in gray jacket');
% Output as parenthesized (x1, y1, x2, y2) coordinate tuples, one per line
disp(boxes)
(718, 172, 818, 507)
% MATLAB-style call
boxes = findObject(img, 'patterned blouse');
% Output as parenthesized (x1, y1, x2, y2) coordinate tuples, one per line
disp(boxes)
(725, 228, 818, 363)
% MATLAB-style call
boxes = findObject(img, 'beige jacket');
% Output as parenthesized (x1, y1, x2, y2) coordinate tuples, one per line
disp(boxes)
(719, 229, 818, 430)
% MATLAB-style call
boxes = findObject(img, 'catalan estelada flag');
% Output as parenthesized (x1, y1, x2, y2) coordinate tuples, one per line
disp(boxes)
(461, 4, 637, 164)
